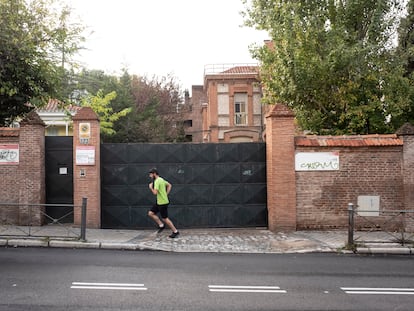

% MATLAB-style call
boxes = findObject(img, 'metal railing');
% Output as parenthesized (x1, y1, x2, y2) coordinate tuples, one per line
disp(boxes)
(204, 63, 258, 76)
(348, 203, 414, 248)
(0, 198, 87, 241)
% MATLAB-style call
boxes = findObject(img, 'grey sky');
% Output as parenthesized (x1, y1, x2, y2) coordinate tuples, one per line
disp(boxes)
(64, 0, 268, 91)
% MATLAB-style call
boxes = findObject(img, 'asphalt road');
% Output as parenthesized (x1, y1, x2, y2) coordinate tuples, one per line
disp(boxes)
(0, 248, 413, 311)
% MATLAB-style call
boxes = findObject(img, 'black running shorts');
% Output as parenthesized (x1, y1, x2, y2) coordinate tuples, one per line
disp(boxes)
(150, 203, 169, 219)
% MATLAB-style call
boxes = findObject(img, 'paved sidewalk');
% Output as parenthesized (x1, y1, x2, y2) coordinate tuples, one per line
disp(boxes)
(1, 225, 413, 254)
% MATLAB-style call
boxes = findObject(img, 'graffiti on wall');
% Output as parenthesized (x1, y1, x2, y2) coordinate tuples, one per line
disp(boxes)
(295, 152, 339, 171)
(0, 144, 19, 165)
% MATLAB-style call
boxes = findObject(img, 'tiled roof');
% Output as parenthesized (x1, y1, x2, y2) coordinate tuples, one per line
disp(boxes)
(221, 66, 259, 74)
(295, 134, 403, 147)
(36, 99, 81, 113)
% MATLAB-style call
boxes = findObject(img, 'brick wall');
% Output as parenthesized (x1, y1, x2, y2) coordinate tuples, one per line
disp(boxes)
(295, 146, 404, 229)
(265, 104, 412, 231)
(2, 104, 412, 232)
(0, 112, 45, 225)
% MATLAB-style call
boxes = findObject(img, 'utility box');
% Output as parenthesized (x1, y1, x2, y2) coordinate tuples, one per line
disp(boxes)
(357, 195, 380, 216)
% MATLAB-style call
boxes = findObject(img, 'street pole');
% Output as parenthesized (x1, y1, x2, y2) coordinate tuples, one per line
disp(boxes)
(348, 203, 354, 248)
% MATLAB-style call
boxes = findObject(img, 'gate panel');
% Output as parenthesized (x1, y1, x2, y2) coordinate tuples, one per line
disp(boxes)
(101, 143, 267, 229)
(45, 136, 73, 222)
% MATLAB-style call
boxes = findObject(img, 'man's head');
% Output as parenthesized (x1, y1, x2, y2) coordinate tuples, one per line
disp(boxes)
(149, 168, 159, 178)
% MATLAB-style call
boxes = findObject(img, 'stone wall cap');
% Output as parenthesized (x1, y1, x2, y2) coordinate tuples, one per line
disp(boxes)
(396, 122, 414, 136)
(0, 128, 20, 137)
(72, 107, 99, 121)
(295, 134, 403, 147)
(20, 111, 45, 126)
(266, 104, 295, 118)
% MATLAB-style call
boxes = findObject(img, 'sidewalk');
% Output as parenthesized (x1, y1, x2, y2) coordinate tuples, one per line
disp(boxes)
(0, 226, 413, 254)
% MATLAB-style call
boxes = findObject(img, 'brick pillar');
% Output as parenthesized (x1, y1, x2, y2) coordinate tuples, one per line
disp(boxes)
(397, 123, 414, 232)
(265, 104, 296, 231)
(19, 111, 46, 225)
(72, 107, 101, 228)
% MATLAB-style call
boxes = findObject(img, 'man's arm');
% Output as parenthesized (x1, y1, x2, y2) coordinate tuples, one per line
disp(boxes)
(149, 182, 157, 195)
(166, 182, 172, 195)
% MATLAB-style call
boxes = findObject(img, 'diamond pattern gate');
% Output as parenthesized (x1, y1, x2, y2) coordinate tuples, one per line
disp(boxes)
(101, 143, 267, 229)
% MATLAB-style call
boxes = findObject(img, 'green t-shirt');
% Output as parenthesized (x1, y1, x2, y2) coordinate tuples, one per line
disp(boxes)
(154, 177, 169, 205)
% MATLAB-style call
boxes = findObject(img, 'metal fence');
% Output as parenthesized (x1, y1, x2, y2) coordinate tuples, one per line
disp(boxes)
(347, 203, 414, 248)
(0, 198, 87, 241)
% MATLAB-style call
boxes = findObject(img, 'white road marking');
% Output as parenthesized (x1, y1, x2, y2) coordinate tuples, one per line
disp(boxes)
(71, 282, 147, 291)
(341, 287, 414, 295)
(72, 282, 145, 287)
(208, 285, 287, 293)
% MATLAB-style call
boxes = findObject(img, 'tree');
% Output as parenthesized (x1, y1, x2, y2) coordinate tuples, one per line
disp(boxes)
(81, 90, 131, 137)
(127, 74, 186, 143)
(69, 68, 187, 143)
(0, 0, 84, 126)
(243, 0, 411, 134)
(396, 0, 414, 125)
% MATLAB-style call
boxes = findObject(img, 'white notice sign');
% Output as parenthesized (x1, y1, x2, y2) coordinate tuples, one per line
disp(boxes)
(76, 146, 95, 165)
(295, 152, 339, 171)
(0, 144, 19, 165)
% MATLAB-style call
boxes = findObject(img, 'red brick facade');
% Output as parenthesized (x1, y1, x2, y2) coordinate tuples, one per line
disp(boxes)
(295, 145, 404, 229)
(72, 107, 101, 228)
(265, 105, 297, 231)
(200, 65, 263, 143)
(0, 112, 45, 225)
(265, 105, 413, 231)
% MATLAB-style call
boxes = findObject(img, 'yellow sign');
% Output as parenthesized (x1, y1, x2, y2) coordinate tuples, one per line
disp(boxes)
(79, 123, 91, 139)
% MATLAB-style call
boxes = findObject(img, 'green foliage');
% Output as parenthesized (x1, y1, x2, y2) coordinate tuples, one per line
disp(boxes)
(71, 69, 187, 142)
(81, 90, 131, 136)
(0, 0, 84, 126)
(244, 0, 412, 134)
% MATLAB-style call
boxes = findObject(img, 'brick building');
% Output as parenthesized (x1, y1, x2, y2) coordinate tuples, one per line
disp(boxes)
(185, 64, 265, 143)
(181, 85, 207, 143)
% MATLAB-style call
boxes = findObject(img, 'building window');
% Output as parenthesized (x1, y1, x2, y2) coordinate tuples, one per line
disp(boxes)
(47, 126, 59, 136)
(234, 93, 247, 125)
(183, 120, 193, 127)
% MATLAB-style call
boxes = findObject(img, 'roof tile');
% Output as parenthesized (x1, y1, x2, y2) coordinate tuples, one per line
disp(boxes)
(221, 66, 259, 74)
(36, 99, 81, 113)
(295, 134, 403, 147)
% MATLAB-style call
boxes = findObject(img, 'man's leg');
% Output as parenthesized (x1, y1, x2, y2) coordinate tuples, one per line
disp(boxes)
(159, 205, 179, 238)
(148, 210, 164, 227)
(162, 217, 177, 233)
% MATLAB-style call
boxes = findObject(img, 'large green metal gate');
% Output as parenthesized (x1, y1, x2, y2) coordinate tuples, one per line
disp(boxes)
(101, 143, 267, 229)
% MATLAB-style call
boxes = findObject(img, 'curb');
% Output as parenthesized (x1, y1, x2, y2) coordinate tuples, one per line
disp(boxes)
(2, 237, 413, 255)
(356, 247, 413, 255)
(7, 239, 49, 248)
(0, 238, 161, 252)
(49, 240, 100, 249)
